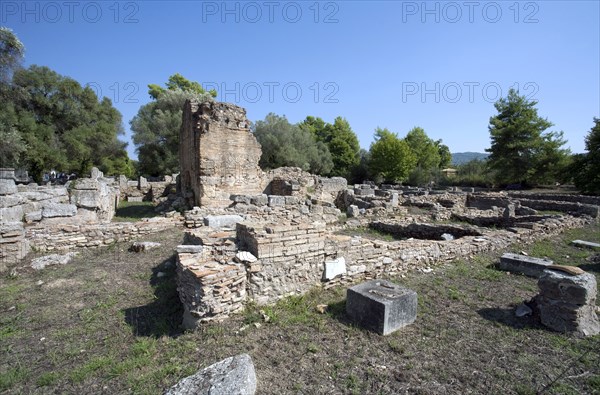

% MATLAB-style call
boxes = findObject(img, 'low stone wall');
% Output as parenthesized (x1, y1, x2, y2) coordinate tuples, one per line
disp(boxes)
(466, 193, 511, 210)
(24, 217, 181, 253)
(0, 223, 29, 271)
(508, 192, 600, 206)
(175, 213, 590, 325)
(517, 198, 599, 218)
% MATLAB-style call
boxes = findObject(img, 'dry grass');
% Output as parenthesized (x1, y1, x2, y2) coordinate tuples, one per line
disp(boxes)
(1, 223, 599, 394)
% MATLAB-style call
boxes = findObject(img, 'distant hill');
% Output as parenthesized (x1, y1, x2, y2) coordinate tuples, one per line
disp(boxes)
(451, 152, 489, 166)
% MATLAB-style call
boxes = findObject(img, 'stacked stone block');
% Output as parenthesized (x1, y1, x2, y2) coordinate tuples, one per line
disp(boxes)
(536, 269, 600, 337)
(237, 221, 327, 305)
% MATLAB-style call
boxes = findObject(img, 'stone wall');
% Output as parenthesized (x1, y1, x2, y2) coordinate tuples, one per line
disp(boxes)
(175, 212, 590, 324)
(237, 221, 327, 305)
(508, 192, 600, 206)
(24, 217, 180, 253)
(1, 170, 122, 266)
(179, 101, 264, 208)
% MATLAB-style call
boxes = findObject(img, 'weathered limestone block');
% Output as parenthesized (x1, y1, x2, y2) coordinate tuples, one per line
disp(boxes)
(204, 215, 245, 229)
(268, 196, 285, 207)
(70, 178, 118, 222)
(251, 195, 268, 206)
(164, 354, 257, 395)
(41, 203, 78, 218)
(0, 179, 18, 195)
(571, 240, 600, 249)
(90, 167, 103, 179)
(324, 257, 346, 280)
(0, 205, 24, 222)
(0, 222, 29, 270)
(536, 269, 599, 337)
(499, 253, 554, 277)
(346, 279, 417, 335)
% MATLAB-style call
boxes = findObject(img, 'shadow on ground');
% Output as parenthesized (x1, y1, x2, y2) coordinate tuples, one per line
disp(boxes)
(579, 253, 600, 273)
(477, 305, 545, 331)
(123, 254, 183, 338)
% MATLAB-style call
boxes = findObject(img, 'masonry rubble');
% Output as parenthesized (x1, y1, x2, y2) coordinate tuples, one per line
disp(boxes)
(535, 268, 600, 337)
(175, 206, 592, 325)
(3, 101, 600, 335)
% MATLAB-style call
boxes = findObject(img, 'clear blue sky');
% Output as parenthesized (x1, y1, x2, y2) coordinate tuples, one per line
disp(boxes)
(4, 0, 599, 159)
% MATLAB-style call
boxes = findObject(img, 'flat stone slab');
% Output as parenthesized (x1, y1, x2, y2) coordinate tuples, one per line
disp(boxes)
(204, 215, 244, 229)
(346, 279, 417, 335)
(324, 257, 346, 280)
(235, 251, 257, 263)
(164, 354, 257, 395)
(499, 253, 553, 278)
(31, 252, 78, 270)
(176, 245, 204, 254)
(571, 240, 600, 249)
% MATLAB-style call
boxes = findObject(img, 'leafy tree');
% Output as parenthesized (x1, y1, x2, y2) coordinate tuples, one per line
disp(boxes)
(437, 140, 452, 169)
(486, 88, 570, 186)
(147, 73, 216, 100)
(453, 159, 494, 187)
(349, 148, 371, 184)
(5, 65, 133, 179)
(0, 27, 24, 83)
(299, 116, 360, 179)
(368, 128, 416, 183)
(404, 127, 451, 186)
(405, 127, 441, 170)
(571, 118, 600, 194)
(131, 74, 215, 176)
(254, 113, 333, 174)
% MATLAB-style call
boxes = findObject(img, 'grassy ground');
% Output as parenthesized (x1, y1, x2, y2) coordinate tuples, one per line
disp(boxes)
(1, 224, 599, 394)
(113, 201, 158, 222)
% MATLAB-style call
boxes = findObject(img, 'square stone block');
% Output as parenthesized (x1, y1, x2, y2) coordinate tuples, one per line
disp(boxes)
(346, 279, 417, 335)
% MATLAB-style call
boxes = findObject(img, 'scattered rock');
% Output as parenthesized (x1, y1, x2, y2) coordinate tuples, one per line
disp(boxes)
(316, 304, 328, 314)
(440, 233, 455, 241)
(129, 241, 161, 252)
(164, 354, 257, 395)
(31, 252, 78, 270)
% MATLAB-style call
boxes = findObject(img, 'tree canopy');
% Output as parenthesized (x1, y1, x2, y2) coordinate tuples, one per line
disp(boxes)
(571, 118, 600, 195)
(299, 116, 361, 179)
(131, 74, 215, 176)
(368, 128, 416, 183)
(486, 89, 570, 186)
(1, 64, 133, 179)
(253, 113, 333, 174)
(0, 27, 24, 83)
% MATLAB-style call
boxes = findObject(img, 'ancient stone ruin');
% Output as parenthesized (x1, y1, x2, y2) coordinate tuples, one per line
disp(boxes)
(179, 101, 264, 208)
(1, 100, 599, 339)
